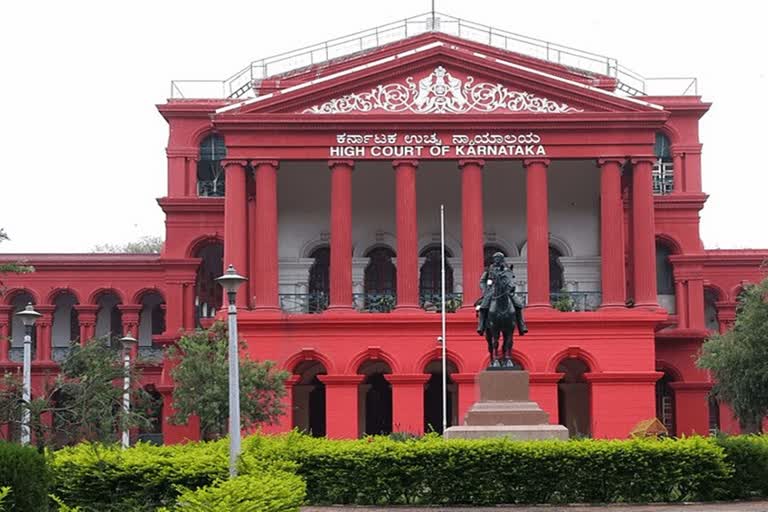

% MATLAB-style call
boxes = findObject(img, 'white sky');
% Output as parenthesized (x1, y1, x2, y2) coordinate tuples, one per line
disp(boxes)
(0, 0, 764, 253)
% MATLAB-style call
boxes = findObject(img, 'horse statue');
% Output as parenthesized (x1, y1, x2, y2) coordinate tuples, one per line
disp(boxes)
(475, 252, 527, 369)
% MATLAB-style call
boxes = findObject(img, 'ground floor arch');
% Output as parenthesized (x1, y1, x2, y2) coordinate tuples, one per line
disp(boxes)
(423, 359, 458, 434)
(358, 360, 392, 436)
(292, 360, 327, 437)
(557, 358, 591, 437)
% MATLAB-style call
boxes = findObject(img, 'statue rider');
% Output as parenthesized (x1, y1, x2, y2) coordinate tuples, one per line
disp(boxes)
(475, 252, 528, 336)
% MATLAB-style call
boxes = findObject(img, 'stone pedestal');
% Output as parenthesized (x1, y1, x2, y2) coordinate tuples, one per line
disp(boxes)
(444, 370, 568, 440)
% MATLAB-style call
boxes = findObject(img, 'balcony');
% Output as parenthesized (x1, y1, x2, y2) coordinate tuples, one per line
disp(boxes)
(276, 291, 601, 314)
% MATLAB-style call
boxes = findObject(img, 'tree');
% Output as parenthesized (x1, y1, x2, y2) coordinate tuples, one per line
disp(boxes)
(167, 322, 288, 440)
(0, 338, 157, 448)
(0, 228, 34, 296)
(92, 235, 164, 254)
(697, 278, 768, 432)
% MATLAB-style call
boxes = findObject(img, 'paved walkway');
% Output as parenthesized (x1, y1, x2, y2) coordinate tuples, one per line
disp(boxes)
(303, 502, 768, 512)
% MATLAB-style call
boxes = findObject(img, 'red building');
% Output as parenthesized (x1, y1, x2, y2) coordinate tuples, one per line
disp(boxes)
(2, 14, 766, 442)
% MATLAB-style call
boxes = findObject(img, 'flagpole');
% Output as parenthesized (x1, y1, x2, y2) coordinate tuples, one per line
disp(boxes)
(440, 204, 447, 433)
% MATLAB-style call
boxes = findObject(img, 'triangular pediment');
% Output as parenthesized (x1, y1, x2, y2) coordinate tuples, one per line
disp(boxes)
(216, 37, 662, 117)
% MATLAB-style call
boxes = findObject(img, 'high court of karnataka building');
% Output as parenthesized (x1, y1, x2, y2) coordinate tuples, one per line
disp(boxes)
(2, 13, 767, 443)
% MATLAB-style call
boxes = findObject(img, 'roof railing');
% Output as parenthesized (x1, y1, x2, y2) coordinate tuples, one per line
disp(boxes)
(169, 12, 698, 99)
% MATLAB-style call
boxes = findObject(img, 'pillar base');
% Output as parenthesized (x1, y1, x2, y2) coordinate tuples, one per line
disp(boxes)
(326, 305, 356, 313)
(598, 303, 627, 311)
(394, 304, 422, 313)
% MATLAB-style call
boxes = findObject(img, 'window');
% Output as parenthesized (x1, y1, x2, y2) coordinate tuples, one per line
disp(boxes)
(197, 134, 226, 197)
(652, 132, 674, 195)
(549, 246, 564, 293)
(656, 243, 675, 295)
(364, 247, 396, 296)
(419, 246, 453, 298)
(308, 246, 330, 313)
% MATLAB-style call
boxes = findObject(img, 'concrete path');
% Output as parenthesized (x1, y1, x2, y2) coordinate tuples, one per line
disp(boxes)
(303, 502, 768, 512)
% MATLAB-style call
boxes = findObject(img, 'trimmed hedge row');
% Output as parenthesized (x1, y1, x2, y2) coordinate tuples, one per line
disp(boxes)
(240, 434, 731, 505)
(0, 441, 51, 511)
(52, 440, 228, 511)
(49, 433, 768, 509)
(714, 435, 768, 498)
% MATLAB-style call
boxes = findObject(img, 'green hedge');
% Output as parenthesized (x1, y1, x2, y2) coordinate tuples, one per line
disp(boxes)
(49, 434, 768, 508)
(51, 440, 228, 511)
(240, 434, 731, 505)
(0, 441, 51, 511)
(714, 435, 768, 498)
(160, 471, 305, 512)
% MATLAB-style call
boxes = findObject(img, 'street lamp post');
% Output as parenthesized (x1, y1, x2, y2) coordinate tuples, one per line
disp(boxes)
(119, 332, 137, 449)
(15, 303, 41, 446)
(215, 264, 247, 477)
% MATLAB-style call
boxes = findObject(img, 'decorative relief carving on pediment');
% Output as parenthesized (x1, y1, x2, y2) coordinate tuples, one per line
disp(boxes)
(303, 66, 583, 114)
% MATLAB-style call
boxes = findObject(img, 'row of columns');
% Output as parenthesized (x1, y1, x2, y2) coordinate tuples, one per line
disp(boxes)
(222, 157, 660, 311)
(289, 370, 665, 439)
(0, 303, 147, 364)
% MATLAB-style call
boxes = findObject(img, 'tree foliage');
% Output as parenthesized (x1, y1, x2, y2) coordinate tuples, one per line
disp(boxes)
(92, 235, 164, 254)
(0, 228, 34, 296)
(167, 323, 288, 440)
(0, 338, 157, 448)
(697, 278, 768, 432)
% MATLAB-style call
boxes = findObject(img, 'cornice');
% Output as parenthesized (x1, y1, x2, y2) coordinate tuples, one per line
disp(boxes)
(157, 197, 225, 214)
(654, 193, 708, 210)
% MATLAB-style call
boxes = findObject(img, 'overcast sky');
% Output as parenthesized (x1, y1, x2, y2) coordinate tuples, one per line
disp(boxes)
(0, 0, 764, 253)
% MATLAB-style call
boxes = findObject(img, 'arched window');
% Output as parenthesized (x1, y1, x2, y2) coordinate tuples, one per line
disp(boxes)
(364, 247, 397, 296)
(704, 288, 719, 332)
(9, 292, 36, 362)
(52, 291, 79, 361)
(653, 132, 674, 195)
(419, 246, 453, 300)
(549, 246, 564, 293)
(94, 291, 122, 343)
(194, 242, 224, 326)
(484, 244, 507, 268)
(197, 134, 226, 197)
(138, 291, 166, 348)
(656, 242, 675, 314)
(308, 246, 330, 313)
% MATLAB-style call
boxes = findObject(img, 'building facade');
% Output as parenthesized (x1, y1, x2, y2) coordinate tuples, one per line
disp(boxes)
(2, 14, 766, 443)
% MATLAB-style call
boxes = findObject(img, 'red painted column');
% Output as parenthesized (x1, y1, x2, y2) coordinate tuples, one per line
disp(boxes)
(253, 160, 280, 311)
(670, 382, 711, 436)
(718, 402, 740, 434)
(394, 160, 420, 311)
(0, 305, 11, 362)
(328, 160, 354, 311)
(687, 278, 705, 331)
(525, 158, 551, 308)
(158, 385, 200, 443)
(385, 374, 429, 434)
(76, 305, 98, 345)
(529, 373, 564, 424)
(631, 158, 659, 308)
(119, 305, 142, 359)
(452, 373, 478, 424)
(598, 159, 626, 309)
(459, 160, 485, 307)
(318, 375, 364, 438)
(36, 306, 54, 362)
(585, 372, 661, 438)
(672, 152, 684, 192)
(675, 279, 688, 327)
(182, 281, 195, 330)
(222, 160, 249, 308)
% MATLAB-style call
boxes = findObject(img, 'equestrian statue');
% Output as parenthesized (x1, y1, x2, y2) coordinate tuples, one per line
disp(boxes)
(475, 252, 528, 368)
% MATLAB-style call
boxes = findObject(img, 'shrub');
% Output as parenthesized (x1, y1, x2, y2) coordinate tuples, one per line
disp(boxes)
(51, 440, 228, 511)
(0, 487, 10, 511)
(714, 434, 768, 498)
(0, 441, 51, 511)
(240, 434, 731, 505)
(162, 471, 305, 512)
